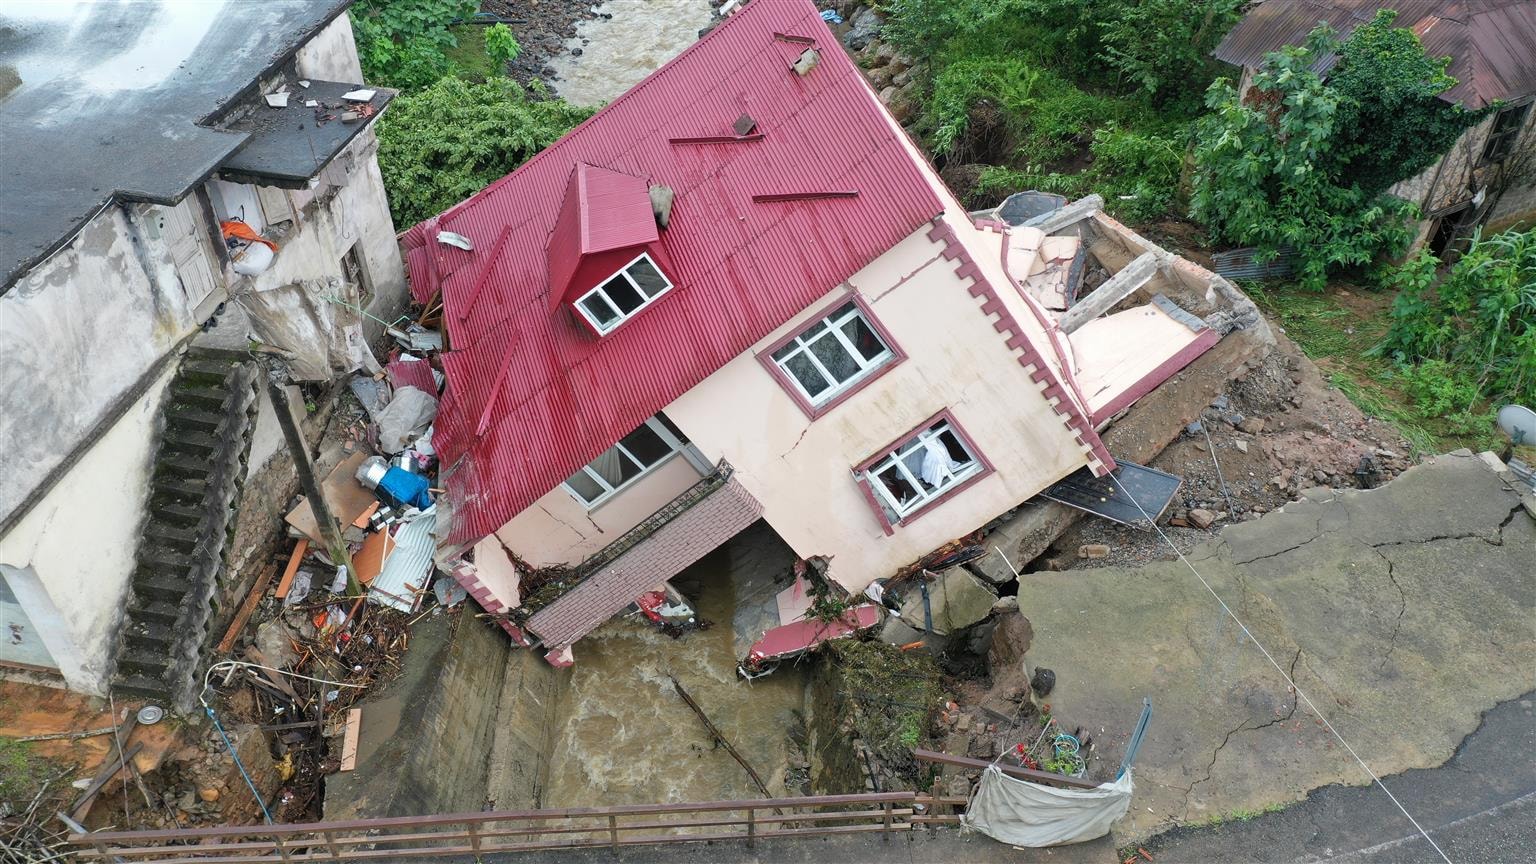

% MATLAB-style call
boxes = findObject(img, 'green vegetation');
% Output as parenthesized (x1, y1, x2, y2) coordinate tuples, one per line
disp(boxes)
(377, 76, 592, 228)
(1373, 228, 1536, 440)
(1191, 12, 1477, 290)
(826, 639, 943, 767)
(0, 737, 43, 806)
(880, 0, 1220, 223)
(351, 0, 480, 90)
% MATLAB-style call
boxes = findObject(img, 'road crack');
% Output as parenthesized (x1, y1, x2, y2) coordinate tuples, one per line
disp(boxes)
(1373, 547, 1407, 674)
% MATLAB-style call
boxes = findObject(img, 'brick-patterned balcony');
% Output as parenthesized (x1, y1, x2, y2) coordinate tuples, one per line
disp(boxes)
(521, 461, 762, 652)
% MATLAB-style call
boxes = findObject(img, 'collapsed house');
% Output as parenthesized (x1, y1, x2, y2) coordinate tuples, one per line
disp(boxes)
(404, 0, 1262, 666)
(0, 1, 404, 703)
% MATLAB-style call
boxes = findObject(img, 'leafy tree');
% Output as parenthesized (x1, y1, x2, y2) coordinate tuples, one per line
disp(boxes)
(351, 0, 479, 91)
(1322, 10, 1474, 197)
(483, 23, 522, 67)
(377, 77, 593, 227)
(1190, 17, 1475, 289)
(1096, 0, 1243, 105)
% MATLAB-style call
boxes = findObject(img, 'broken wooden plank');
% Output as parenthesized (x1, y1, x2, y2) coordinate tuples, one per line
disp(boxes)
(16, 726, 116, 743)
(669, 676, 783, 814)
(339, 709, 361, 771)
(274, 539, 309, 600)
(69, 741, 143, 821)
(243, 647, 303, 704)
(1059, 250, 1160, 334)
(1023, 193, 1103, 233)
(216, 562, 280, 653)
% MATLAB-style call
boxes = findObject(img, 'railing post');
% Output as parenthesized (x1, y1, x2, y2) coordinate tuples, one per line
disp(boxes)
(882, 801, 893, 839)
(746, 807, 755, 848)
(273, 833, 292, 862)
(468, 821, 482, 853)
(930, 775, 946, 829)
(322, 829, 343, 859)
(608, 814, 619, 852)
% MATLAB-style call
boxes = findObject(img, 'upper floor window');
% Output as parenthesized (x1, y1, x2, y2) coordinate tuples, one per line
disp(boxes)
(563, 414, 689, 508)
(1482, 103, 1531, 164)
(767, 298, 898, 412)
(863, 417, 983, 523)
(574, 252, 673, 334)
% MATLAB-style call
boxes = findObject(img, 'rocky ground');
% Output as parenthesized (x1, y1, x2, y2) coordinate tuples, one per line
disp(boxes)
(480, 0, 603, 86)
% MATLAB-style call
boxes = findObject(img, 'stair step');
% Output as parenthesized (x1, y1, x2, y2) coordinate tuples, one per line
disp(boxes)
(152, 475, 208, 501)
(140, 545, 195, 571)
(164, 426, 221, 453)
(180, 356, 243, 381)
(122, 627, 176, 653)
(151, 501, 207, 529)
(133, 568, 192, 603)
(127, 598, 185, 626)
(113, 674, 171, 701)
(144, 521, 201, 547)
(174, 385, 229, 410)
(157, 453, 215, 479)
(116, 647, 173, 678)
(165, 405, 225, 432)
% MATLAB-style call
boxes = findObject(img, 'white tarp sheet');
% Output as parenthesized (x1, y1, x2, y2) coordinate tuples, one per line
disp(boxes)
(963, 765, 1134, 847)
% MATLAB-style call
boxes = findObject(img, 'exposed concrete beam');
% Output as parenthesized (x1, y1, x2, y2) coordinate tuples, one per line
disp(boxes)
(1023, 193, 1104, 233)
(1059, 250, 1160, 334)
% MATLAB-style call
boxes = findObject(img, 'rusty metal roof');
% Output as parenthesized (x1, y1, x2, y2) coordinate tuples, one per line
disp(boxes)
(1212, 0, 1536, 109)
(400, 0, 944, 546)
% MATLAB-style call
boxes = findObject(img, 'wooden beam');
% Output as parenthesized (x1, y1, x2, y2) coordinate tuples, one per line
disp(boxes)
(668, 677, 782, 813)
(217, 562, 279, 653)
(912, 747, 1099, 789)
(339, 709, 361, 771)
(1059, 250, 1160, 334)
(69, 741, 144, 821)
(274, 539, 309, 600)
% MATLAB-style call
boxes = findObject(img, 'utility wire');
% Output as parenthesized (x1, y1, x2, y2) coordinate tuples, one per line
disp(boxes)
(1106, 472, 1454, 864)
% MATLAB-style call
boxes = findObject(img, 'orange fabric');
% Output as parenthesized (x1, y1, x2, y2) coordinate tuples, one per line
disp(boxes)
(220, 219, 278, 252)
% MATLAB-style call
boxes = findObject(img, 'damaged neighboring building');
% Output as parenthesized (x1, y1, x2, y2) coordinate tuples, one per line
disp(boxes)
(0, 1, 404, 702)
(1215, 0, 1536, 257)
(406, 0, 1261, 666)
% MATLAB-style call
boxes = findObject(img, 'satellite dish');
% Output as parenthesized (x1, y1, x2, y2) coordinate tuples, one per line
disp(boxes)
(1497, 404, 1536, 446)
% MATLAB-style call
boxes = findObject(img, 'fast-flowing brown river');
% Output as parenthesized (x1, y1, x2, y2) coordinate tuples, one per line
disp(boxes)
(542, 528, 807, 805)
(547, 0, 715, 107)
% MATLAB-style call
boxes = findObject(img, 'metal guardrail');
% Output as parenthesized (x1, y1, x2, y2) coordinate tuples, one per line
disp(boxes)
(68, 792, 916, 861)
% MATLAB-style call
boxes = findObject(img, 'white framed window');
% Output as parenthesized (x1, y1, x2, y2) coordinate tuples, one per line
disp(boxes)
(574, 252, 673, 334)
(563, 414, 690, 508)
(865, 419, 981, 520)
(770, 300, 895, 406)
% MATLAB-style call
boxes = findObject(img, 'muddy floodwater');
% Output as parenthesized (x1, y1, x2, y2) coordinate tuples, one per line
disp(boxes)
(543, 527, 807, 806)
(547, 0, 714, 107)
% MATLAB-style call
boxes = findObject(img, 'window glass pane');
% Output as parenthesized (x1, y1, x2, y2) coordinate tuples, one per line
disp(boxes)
(627, 256, 670, 298)
(588, 446, 642, 487)
(770, 341, 799, 363)
(599, 273, 646, 315)
(579, 292, 619, 328)
(829, 301, 858, 320)
(841, 313, 888, 363)
(564, 469, 605, 503)
(619, 423, 672, 467)
(875, 463, 918, 509)
(655, 412, 690, 444)
(808, 332, 859, 385)
(782, 352, 831, 397)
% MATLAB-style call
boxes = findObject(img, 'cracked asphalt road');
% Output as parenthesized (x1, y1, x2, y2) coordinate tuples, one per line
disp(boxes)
(1014, 451, 1535, 844)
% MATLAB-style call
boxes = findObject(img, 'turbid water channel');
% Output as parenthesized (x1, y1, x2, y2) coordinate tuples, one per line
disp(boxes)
(542, 522, 808, 806)
(546, 0, 714, 107)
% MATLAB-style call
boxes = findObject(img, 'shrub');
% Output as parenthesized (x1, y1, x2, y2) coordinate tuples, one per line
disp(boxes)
(377, 77, 593, 227)
(352, 0, 478, 90)
(1188, 15, 1474, 289)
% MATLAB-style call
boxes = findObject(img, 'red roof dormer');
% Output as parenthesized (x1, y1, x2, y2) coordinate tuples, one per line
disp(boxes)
(547, 163, 674, 335)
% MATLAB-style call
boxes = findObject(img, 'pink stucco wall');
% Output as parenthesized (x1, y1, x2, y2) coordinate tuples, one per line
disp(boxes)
(495, 454, 707, 567)
(663, 218, 1093, 594)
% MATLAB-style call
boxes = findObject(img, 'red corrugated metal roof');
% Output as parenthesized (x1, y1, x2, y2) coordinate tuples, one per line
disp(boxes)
(1212, 0, 1536, 109)
(402, 0, 944, 546)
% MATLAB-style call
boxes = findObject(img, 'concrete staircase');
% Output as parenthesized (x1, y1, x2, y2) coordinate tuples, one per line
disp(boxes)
(113, 349, 259, 707)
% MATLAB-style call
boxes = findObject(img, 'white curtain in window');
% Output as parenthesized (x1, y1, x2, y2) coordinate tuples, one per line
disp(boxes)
(920, 438, 962, 487)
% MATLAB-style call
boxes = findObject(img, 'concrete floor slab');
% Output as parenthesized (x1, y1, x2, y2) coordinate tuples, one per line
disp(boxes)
(1014, 452, 1536, 843)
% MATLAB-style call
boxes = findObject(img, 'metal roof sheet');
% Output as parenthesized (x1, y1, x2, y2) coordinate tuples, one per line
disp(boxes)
(402, 0, 944, 546)
(1212, 0, 1536, 109)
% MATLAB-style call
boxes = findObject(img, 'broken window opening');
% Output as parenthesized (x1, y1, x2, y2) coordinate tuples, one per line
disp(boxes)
(1482, 103, 1531, 164)
(770, 300, 894, 406)
(863, 418, 981, 522)
(341, 243, 373, 306)
(573, 252, 673, 335)
(563, 413, 690, 508)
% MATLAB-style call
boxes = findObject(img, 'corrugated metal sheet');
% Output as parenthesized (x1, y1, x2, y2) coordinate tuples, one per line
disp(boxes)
(1212, 0, 1536, 109)
(369, 508, 437, 612)
(401, 0, 945, 546)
